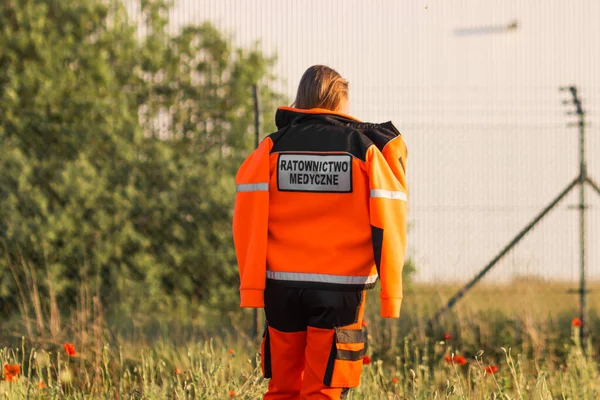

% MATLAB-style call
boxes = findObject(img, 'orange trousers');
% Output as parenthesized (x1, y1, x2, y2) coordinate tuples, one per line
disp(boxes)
(261, 283, 367, 400)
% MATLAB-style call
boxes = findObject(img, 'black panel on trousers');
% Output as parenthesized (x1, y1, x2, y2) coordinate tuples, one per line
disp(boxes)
(264, 281, 364, 331)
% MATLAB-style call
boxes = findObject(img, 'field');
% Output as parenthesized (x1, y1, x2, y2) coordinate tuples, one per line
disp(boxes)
(2, 0, 599, 398)
(1, 282, 599, 399)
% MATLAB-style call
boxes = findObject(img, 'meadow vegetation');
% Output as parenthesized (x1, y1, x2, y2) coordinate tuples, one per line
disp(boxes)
(1, 281, 599, 399)
(1, 0, 599, 398)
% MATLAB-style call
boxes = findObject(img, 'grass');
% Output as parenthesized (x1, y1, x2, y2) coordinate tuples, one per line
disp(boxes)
(1, 281, 599, 399)
(1, 329, 598, 399)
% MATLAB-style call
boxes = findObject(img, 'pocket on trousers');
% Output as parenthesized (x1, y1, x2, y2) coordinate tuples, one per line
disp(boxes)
(323, 328, 366, 388)
(261, 325, 272, 378)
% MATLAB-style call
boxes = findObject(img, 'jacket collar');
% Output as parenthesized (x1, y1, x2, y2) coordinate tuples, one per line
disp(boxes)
(275, 106, 361, 129)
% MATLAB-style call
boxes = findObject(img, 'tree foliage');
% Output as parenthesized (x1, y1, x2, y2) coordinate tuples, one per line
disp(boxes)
(0, 0, 283, 326)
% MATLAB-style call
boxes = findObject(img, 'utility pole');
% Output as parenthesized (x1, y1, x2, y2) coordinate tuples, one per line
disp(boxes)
(251, 84, 261, 340)
(562, 86, 587, 341)
(428, 86, 597, 332)
(253, 85, 260, 149)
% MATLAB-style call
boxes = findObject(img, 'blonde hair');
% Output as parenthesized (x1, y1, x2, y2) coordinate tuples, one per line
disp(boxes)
(293, 65, 349, 111)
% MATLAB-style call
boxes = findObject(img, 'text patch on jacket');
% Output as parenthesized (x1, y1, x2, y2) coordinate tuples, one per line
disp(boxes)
(277, 153, 352, 193)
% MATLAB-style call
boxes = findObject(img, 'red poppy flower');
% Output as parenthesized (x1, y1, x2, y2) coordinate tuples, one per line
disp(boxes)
(392, 376, 399, 384)
(572, 318, 582, 327)
(228, 348, 235, 356)
(3, 364, 20, 382)
(443, 332, 452, 341)
(229, 390, 236, 397)
(485, 365, 499, 374)
(64, 343, 77, 357)
(444, 355, 466, 365)
(38, 381, 47, 389)
(175, 368, 182, 375)
(362, 355, 371, 365)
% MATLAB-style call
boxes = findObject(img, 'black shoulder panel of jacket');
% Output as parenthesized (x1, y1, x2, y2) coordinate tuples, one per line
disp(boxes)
(269, 108, 401, 161)
(350, 121, 402, 153)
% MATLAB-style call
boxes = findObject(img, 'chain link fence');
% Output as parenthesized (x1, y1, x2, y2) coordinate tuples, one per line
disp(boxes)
(1, 0, 599, 344)
(162, 0, 600, 322)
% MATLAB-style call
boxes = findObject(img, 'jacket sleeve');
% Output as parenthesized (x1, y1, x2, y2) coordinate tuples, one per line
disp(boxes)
(232, 138, 273, 308)
(380, 135, 408, 190)
(366, 143, 408, 318)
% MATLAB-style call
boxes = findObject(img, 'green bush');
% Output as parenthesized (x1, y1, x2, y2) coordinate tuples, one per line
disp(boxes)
(0, 0, 283, 331)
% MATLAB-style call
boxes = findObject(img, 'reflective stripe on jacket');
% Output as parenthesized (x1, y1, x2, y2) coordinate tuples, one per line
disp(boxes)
(233, 106, 408, 318)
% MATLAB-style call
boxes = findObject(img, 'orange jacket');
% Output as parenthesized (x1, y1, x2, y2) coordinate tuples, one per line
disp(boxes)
(233, 107, 408, 318)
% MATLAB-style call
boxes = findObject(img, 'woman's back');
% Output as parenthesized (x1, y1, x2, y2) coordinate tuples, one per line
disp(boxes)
(232, 65, 408, 400)
(266, 107, 382, 289)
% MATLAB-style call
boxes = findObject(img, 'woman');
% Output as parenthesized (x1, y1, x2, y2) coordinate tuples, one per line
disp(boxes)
(233, 65, 408, 399)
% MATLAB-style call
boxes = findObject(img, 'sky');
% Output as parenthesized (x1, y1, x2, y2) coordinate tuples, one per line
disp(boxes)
(137, 0, 600, 283)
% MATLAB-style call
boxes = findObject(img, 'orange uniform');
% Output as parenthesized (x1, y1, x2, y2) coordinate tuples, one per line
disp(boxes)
(233, 107, 408, 399)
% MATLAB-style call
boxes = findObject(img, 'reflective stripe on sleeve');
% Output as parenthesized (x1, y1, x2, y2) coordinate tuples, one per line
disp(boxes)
(370, 189, 407, 201)
(266, 271, 378, 285)
(236, 183, 269, 192)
